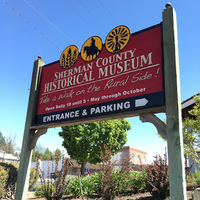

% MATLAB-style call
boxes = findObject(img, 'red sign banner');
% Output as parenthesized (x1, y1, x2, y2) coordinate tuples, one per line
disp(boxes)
(33, 24, 164, 127)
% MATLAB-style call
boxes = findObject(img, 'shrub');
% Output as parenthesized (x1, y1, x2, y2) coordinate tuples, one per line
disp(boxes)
(98, 145, 134, 200)
(144, 154, 169, 200)
(0, 162, 18, 199)
(110, 169, 131, 194)
(66, 169, 147, 198)
(0, 162, 39, 199)
(67, 176, 82, 197)
(106, 169, 147, 195)
(0, 165, 8, 198)
(35, 185, 45, 198)
(0, 162, 18, 188)
(82, 175, 97, 196)
(129, 171, 147, 194)
(67, 175, 96, 197)
(53, 158, 71, 200)
(192, 170, 200, 185)
(187, 170, 200, 189)
(29, 167, 39, 190)
(187, 172, 196, 184)
(98, 145, 118, 200)
(89, 172, 101, 194)
(37, 156, 71, 200)
(35, 184, 55, 198)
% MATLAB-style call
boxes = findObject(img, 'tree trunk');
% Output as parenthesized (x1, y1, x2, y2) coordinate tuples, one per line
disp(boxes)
(80, 161, 86, 176)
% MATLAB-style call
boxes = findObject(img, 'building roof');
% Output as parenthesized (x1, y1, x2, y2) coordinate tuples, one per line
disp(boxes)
(69, 159, 102, 170)
(182, 93, 199, 119)
(0, 150, 19, 161)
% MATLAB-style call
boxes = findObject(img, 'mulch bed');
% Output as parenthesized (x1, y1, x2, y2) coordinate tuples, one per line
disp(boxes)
(28, 191, 193, 200)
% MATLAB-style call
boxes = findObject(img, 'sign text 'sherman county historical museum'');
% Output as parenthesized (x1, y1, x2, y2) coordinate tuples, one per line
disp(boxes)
(33, 24, 164, 127)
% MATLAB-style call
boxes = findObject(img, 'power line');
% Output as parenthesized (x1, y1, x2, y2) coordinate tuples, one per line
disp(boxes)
(67, 1, 92, 26)
(23, 0, 75, 44)
(2, 0, 61, 50)
(98, 0, 119, 24)
(78, 0, 107, 30)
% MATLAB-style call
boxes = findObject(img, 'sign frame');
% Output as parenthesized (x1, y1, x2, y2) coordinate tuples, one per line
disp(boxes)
(31, 23, 165, 129)
(15, 5, 187, 200)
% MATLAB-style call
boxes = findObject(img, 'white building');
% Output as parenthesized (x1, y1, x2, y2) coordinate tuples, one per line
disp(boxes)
(0, 150, 19, 163)
(31, 152, 70, 178)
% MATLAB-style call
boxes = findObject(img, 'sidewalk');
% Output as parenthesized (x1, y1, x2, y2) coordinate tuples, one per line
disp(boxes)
(27, 191, 35, 199)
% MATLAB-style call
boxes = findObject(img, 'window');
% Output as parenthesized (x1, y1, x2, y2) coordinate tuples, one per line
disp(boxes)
(138, 155, 141, 164)
(131, 154, 135, 163)
(143, 156, 146, 164)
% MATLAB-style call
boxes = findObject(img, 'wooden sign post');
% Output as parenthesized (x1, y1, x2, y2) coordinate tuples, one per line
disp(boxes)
(15, 57, 45, 200)
(163, 4, 187, 200)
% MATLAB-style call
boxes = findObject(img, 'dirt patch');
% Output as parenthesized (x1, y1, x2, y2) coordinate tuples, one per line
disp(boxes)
(28, 191, 193, 200)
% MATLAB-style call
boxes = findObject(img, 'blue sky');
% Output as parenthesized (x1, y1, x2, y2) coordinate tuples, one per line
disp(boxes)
(1, 0, 199, 163)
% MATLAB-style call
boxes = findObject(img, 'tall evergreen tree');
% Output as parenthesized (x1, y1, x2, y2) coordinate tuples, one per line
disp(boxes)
(0, 131, 6, 150)
(0, 132, 16, 154)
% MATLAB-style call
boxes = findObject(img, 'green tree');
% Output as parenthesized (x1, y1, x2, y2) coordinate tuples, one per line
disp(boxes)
(32, 144, 46, 161)
(183, 95, 200, 164)
(32, 145, 62, 162)
(0, 131, 6, 150)
(43, 148, 53, 160)
(32, 150, 42, 162)
(54, 148, 61, 160)
(59, 118, 131, 175)
(0, 132, 16, 154)
(14, 152, 19, 157)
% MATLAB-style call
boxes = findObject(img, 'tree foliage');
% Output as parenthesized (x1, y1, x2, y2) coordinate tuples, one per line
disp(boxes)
(0, 132, 16, 154)
(54, 148, 61, 160)
(32, 145, 62, 162)
(43, 148, 53, 160)
(183, 95, 200, 163)
(59, 119, 131, 175)
(0, 132, 6, 149)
